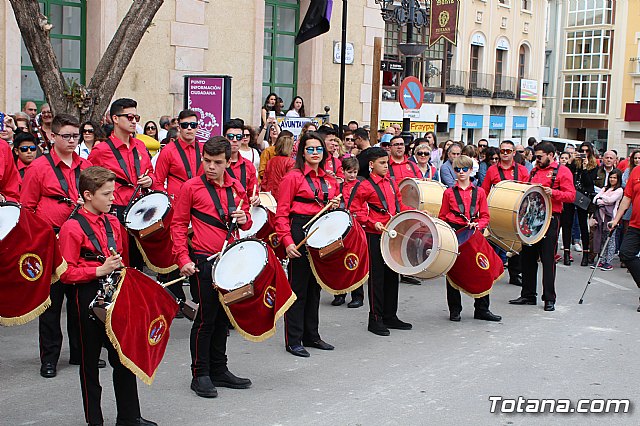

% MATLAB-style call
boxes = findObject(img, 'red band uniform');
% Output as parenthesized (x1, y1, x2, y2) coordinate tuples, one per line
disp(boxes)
(389, 156, 420, 181)
(0, 140, 21, 202)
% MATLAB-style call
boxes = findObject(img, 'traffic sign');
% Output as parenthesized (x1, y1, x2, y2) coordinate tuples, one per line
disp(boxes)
(398, 77, 424, 110)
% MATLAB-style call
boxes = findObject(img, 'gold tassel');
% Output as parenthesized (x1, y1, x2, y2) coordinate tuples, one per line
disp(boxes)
(0, 297, 51, 327)
(308, 253, 368, 295)
(132, 237, 178, 274)
(51, 259, 68, 284)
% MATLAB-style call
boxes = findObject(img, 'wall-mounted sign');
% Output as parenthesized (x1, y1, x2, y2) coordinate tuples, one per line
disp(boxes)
(471, 32, 486, 47)
(513, 116, 528, 130)
(333, 41, 354, 64)
(489, 116, 506, 130)
(380, 120, 435, 133)
(496, 36, 510, 51)
(462, 114, 483, 129)
(381, 61, 404, 72)
(184, 75, 232, 142)
(520, 79, 538, 101)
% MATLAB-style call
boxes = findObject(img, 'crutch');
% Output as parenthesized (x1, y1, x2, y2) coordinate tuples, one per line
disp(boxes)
(578, 227, 616, 304)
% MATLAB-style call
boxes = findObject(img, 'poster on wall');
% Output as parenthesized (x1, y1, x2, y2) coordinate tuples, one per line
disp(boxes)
(520, 79, 538, 102)
(184, 75, 232, 143)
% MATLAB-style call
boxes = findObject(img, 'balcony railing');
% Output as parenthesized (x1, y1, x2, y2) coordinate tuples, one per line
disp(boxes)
(468, 72, 494, 97)
(493, 76, 516, 99)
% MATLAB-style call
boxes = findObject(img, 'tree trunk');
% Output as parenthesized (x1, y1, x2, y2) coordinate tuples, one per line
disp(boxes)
(9, 0, 165, 123)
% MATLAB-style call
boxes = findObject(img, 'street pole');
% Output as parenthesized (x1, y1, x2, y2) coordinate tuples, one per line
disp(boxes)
(370, 37, 383, 146)
(338, 0, 347, 138)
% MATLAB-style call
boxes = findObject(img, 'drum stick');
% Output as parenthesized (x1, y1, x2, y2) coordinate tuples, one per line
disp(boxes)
(380, 226, 398, 239)
(302, 194, 342, 229)
(252, 184, 257, 199)
(294, 227, 318, 251)
(123, 170, 149, 215)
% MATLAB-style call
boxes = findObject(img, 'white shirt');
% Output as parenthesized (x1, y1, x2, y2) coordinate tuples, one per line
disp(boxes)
(76, 141, 92, 159)
(286, 110, 300, 117)
(239, 148, 261, 174)
(158, 128, 168, 141)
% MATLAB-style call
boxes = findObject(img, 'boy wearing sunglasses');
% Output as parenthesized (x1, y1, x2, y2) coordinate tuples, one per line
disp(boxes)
(439, 155, 500, 322)
(224, 119, 260, 206)
(13, 132, 39, 179)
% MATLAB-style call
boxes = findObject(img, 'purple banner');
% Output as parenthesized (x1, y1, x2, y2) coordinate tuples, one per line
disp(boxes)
(185, 77, 225, 142)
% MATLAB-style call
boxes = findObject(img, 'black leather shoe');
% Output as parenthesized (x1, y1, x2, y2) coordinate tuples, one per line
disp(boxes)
(190, 376, 218, 398)
(474, 310, 502, 322)
(509, 296, 536, 305)
(449, 312, 461, 322)
(347, 298, 363, 308)
(302, 339, 334, 350)
(563, 251, 571, 266)
(544, 301, 555, 311)
(368, 320, 390, 336)
(286, 345, 310, 358)
(40, 362, 56, 378)
(383, 317, 412, 330)
(580, 252, 590, 267)
(115, 417, 157, 426)
(98, 358, 106, 368)
(508, 275, 522, 286)
(331, 295, 346, 306)
(400, 275, 421, 285)
(211, 370, 252, 389)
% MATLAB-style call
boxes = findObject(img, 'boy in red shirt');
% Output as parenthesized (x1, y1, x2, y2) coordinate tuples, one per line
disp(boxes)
(12, 132, 38, 179)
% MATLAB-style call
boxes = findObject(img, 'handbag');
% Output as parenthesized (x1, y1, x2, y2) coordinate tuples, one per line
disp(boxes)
(574, 191, 592, 211)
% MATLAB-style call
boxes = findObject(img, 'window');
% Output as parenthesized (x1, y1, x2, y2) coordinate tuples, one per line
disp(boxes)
(564, 30, 611, 71)
(494, 49, 504, 91)
(522, 0, 530, 10)
(562, 74, 610, 114)
(568, 0, 613, 27)
(469, 45, 481, 88)
(518, 45, 527, 79)
(21, 0, 86, 105)
(263, 0, 299, 108)
(543, 51, 551, 97)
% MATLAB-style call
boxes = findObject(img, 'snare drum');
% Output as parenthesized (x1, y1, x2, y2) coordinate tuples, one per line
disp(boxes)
(213, 239, 269, 305)
(398, 178, 446, 217)
(0, 201, 21, 241)
(124, 191, 171, 239)
(239, 206, 269, 239)
(259, 192, 277, 214)
(487, 181, 552, 251)
(381, 210, 458, 279)
(306, 209, 352, 256)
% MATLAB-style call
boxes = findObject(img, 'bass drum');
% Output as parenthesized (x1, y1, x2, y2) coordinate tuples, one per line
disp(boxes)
(398, 178, 446, 217)
(259, 192, 277, 214)
(0, 201, 21, 241)
(381, 210, 458, 280)
(487, 181, 552, 252)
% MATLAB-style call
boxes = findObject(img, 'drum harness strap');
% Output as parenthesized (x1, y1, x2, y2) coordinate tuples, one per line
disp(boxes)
(367, 177, 400, 215)
(190, 175, 236, 232)
(44, 153, 81, 205)
(293, 175, 329, 206)
(452, 186, 478, 224)
(328, 157, 337, 174)
(105, 138, 141, 188)
(226, 161, 247, 189)
(528, 164, 559, 188)
(345, 177, 365, 210)
(498, 163, 519, 182)
(174, 139, 201, 180)
(72, 213, 116, 262)
(389, 160, 419, 180)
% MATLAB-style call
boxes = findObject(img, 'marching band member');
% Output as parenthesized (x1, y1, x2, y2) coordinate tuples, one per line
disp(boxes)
(88, 98, 161, 269)
(349, 147, 412, 336)
(171, 137, 253, 398)
(0, 134, 20, 202)
(481, 140, 530, 286)
(21, 114, 92, 378)
(388, 135, 420, 181)
(224, 119, 260, 204)
(439, 155, 501, 322)
(58, 166, 156, 426)
(332, 156, 364, 308)
(275, 132, 341, 357)
(509, 142, 575, 311)
(12, 132, 38, 179)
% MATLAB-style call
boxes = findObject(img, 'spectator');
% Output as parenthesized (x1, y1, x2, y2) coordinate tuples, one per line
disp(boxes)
(477, 147, 499, 187)
(158, 115, 171, 140)
(239, 125, 261, 173)
(425, 131, 441, 169)
(258, 116, 281, 150)
(22, 101, 37, 119)
(347, 120, 359, 131)
(620, 150, 640, 261)
(1, 114, 16, 144)
(39, 103, 54, 143)
(594, 150, 618, 191)
(355, 127, 373, 179)
(476, 138, 489, 162)
(440, 142, 463, 187)
(527, 136, 537, 147)
(286, 96, 305, 117)
(261, 132, 295, 199)
(143, 121, 159, 140)
(413, 143, 438, 180)
(261, 92, 280, 128)
(77, 121, 100, 159)
(342, 130, 356, 157)
(591, 169, 624, 270)
(14, 112, 31, 133)
(462, 144, 479, 178)
(259, 128, 290, 182)
(12, 131, 38, 179)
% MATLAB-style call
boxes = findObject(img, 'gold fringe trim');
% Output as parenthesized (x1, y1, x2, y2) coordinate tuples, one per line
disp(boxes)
(0, 297, 51, 327)
(132, 236, 178, 274)
(51, 259, 68, 284)
(105, 269, 157, 386)
(446, 270, 505, 299)
(308, 253, 368, 295)
(219, 291, 297, 343)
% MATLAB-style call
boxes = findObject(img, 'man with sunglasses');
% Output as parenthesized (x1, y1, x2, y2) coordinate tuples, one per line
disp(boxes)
(509, 142, 575, 312)
(223, 119, 260, 205)
(12, 131, 38, 178)
(21, 114, 93, 378)
(481, 140, 530, 286)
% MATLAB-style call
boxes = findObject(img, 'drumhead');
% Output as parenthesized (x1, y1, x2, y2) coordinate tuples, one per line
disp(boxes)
(259, 192, 277, 214)
(306, 210, 351, 249)
(238, 206, 268, 238)
(0, 203, 21, 241)
(124, 192, 170, 231)
(398, 178, 446, 216)
(213, 239, 268, 291)
(516, 186, 551, 245)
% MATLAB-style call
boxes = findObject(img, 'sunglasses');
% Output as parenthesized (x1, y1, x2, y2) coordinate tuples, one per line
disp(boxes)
(415, 152, 430, 157)
(56, 133, 80, 141)
(453, 167, 470, 173)
(115, 113, 141, 122)
(146, 126, 156, 131)
(535, 155, 544, 160)
(82, 128, 94, 134)
(226, 133, 243, 141)
(516, 150, 524, 154)
(305, 146, 324, 154)
(345, 137, 354, 141)
(19, 145, 38, 152)
(478, 144, 488, 148)
(490, 157, 499, 161)
(581, 149, 589, 153)
(390, 142, 404, 147)
(500, 148, 513, 154)
(243, 133, 251, 138)
(180, 122, 198, 129)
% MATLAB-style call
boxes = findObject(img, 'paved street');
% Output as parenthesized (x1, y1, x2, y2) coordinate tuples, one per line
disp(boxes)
(1, 259, 639, 426)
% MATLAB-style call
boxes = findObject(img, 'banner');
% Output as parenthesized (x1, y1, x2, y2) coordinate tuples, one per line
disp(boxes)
(184, 75, 232, 143)
(276, 116, 324, 139)
(429, 0, 460, 47)
(295, 0, 333, 45)
(0, 207, 66, 326)
(106, 268, 178, 385)
(380, 120, 435, 133)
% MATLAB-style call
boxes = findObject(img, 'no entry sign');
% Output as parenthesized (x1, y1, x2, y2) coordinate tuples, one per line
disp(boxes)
(398, 77, 424, 110)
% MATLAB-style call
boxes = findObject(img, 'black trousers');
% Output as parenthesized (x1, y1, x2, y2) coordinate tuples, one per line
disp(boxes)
(619, 226, 640, 288)
(157, 268, 186, 301)
(507, 254, 521, 279)
(39, 280, 81, 365)
(521, 215, 561, 302)
(367, 233, 399, 322)
(284, 216, 322, 346)
(190, 255, 228, 378)
(561, 203, 589, 251)
(446, 278, 490, 314)
(74, 281, 140, 425)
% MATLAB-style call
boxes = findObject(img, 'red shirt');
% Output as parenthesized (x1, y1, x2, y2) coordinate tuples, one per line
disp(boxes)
(617, 158, 628, 172)
(0, 140, 20, 202)
(350, 173, 409, 234)
(171, 174, 252, 268)
(439, 182, 490, 230)
(21, 149, 91, 229)
(88, 134, 160, 206)
(528, 161, 575, 214)
(275, 165, 340, 247)
(624, 165, 640, 228)
(324, 156, 344, 179)
(154, 138, 204, 199)
(481, 162, 530, 194)
(58, 208, 125, 284)
(228, 154, 259, 194)
(17, 159, 31, 180)
(262, 156, 295, 199)
(342, 178, 359, 209)
(389, 156, 420, 181)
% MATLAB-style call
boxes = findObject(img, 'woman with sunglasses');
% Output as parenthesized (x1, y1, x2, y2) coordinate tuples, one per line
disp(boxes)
(77, 121, 99, 159)
(413, 143, 438, 180)
(342, 130, 356, 157)
(477, 147, 499, 187)
(143, 121, 159, 141)
(274, 132, 341, 358)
